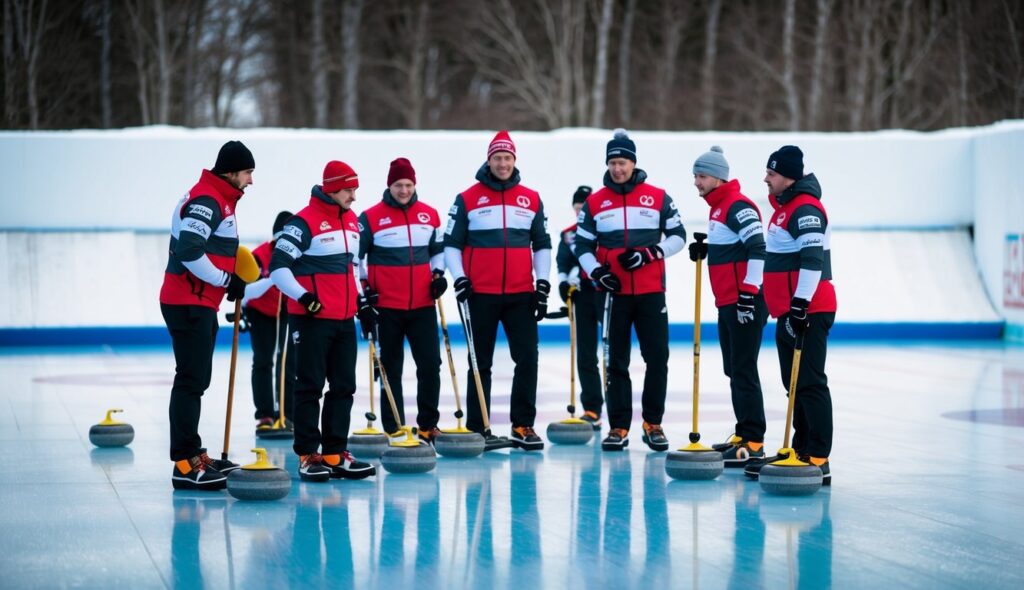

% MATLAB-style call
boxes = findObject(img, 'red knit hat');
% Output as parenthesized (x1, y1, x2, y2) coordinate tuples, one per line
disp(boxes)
(487, 130, 516, 160)
(387, 157, 416, 186)
(322, 160, 359, 193)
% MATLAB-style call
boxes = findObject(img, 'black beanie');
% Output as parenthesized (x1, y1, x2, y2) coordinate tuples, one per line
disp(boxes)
(272, 210, 292, 239)
(766, 145, 804, 180)
(212, 140, 255, 174)
(572, 185, 592, 204)
(606, 128, 637, 163)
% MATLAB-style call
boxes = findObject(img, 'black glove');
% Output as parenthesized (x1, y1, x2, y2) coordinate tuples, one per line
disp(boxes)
(618, 245, 664, 271)
(534, 280, 551, 322)
(430, 270, 448, 299)
(590, 265, 621, 293)
(786, 297, 810, 336)
(225, 310, 250, 333)
(357, 290, 379, 338)
(225, 273, 246, 301)
(558, 281, 572, 303)
(454, 277, 473, 302)
(298, 292, 322, 315)
(688, 241, 708, 262)
(736, 291, 757, 325)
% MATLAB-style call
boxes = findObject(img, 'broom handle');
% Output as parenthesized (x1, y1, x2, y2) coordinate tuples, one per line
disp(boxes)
(568, 289, 577, 416)
(369, 333, 403, 429)
(691, 233, 706, 436)
(437, 299, 465, 424)
(460, 299, 492, 431)
(222, 299, 242, 460)
(782, 333, 805, 449)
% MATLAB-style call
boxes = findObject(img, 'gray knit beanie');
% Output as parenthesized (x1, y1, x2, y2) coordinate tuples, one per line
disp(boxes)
(693, 145, 729, 180)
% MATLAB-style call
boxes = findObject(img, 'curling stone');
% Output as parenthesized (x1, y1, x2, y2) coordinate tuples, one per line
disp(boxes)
(546, 418, 594, 445)
(348, 432, 390, 459)
(89, 409, 135, 447)
(434, 429, 485, 458)
(665, 437, 724, 481)
(381, 441, 437, 474)
(758, 450, 822, 496)
(256, 418, 293, 440)
(226, 448, 291, 501)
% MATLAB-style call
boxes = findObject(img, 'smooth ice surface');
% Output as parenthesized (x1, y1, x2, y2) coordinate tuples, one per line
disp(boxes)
(2, 340, 1024, 589)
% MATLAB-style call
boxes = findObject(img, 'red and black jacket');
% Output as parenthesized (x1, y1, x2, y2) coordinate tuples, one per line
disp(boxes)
(269, 187, 360, 321)
(359, 190, 444, 310)
(444, 163, 551, 295)
(245, 241, 283, 317)
(703, 179, 766, 307)
(764, 174, 837, 318)
(159, 169, 242, 309)
(574, 169, 686, 295)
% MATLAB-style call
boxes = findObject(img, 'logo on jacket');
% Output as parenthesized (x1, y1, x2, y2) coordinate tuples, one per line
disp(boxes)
(477, 196, 490, 205)
(320, 221, 332, 231)
(380, 216, 392, 226)
(776, 212, 787, 225)
(601, 199, 612, 209)
(225, 205, 232, 215)
(188, 204, 213, 220)
(639, 195, 655, 207)
(516, 195, 530, 208)
(417, 212, 430, 223)
(712, 208, 722, 219)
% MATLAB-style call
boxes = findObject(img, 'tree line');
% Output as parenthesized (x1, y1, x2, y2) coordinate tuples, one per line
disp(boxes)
(3, 0, 1021, 131)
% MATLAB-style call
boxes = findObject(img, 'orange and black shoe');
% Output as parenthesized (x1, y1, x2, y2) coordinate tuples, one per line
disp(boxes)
(641, 422, 669, 452)
(712, 434, 743, 452)
(719, 438, 766, 468)
(172, 454, 227, 491)
(580, 410, 602, 431)
(800, 455, 831, 486)
(601, 428, 629, 451)
(511, 425, 544, 451)
(418, 427, 443, 446)
(323, 451, 376, 480)
(199, 448, 239, 475)
(298, 453, 331, 482)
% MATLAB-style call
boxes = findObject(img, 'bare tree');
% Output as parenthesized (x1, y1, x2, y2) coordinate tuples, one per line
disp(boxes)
(780, 0, 799, 130)
(340, 0, 365, 128)
(807, 0, 832, 130)
(589, 0, 613, 128)
(9, 0, 50, 128)
(617, 0, 637, 126)
(700, 0, 722, 130)
(3, 0, 18, 126)
(310, 0, 328, 127)
(653, 1, 685, 129)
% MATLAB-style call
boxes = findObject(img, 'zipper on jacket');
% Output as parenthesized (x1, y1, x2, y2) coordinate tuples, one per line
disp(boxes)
(403, 208, 414, 310)
(501, 189, 508, 295)
(620, 190, 633, 294)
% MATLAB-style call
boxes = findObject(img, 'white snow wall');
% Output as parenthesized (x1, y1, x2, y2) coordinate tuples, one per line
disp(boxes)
(0, 122, 1020, 334)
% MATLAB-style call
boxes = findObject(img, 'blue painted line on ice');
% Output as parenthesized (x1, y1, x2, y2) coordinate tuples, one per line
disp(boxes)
(0, 321, 1005, 347)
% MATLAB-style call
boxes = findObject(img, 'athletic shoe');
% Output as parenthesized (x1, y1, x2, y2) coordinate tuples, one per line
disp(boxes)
(800, 455, 831, 486)
(601, 428, 629, 451)
(712, 434, 743, 452)
(418, 427, 442, 445)
(199, 449, 239, 474)
(483, 432, 515, 452)
(323, 451, 376, 480)
(256, 416, 274, 430)
(743, 451, 795, 480)
(580, 410, 602, 430)
(511, 425, 545, 451)
(720, 441, 766, 468)
(641, 422, 669, 452)
(172, 454, 227, 491)
(298, 453, 331, 482)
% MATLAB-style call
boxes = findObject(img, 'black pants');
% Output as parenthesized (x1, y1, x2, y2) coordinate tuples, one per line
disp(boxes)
(162, 303, 218, 462)
(717, 294, 768, 442)
(247, 307, 295, 421)
(463, 292, 538, 432)
(291, 315, 358, 456)
(377, 306, 442, 433)
(575, 284, 603, 415)
(606, 292, 669, 431)
(775, 312, 835, 458)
